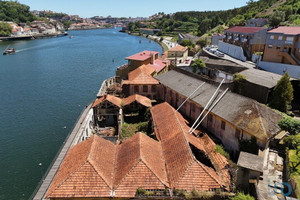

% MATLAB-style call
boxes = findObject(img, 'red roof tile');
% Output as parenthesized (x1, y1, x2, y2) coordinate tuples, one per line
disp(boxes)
(126, 50, 159, 61)
(268, 26, 300, 35)
(150, 103, 227, 190)
(123, 94, 152, 108)
(147, 59, 167, 73)
(92, 95, 122, 108)
(46, 136, 116, 198)
(114, 133, 168, 197)
(225, 26, 265, 34)
(122, 65, 159, 85)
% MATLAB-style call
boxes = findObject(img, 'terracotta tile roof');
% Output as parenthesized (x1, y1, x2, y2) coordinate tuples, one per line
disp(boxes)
(168, 44, 188, 52)
(114, 133, 168, 197)
(46, 136, 116, 198)
(122, 65, 159, 85)
(123, 94, 152, 108)
(126, 50, 159, 61)
(225, 26, 265, 34)
(151, 102, 227, 190)
(268, 26, 300, 35)
(92, 94, 122, 108)
(147, 59, 167, 73)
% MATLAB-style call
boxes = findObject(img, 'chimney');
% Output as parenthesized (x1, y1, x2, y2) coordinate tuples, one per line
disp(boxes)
(150, 53, 155, 65)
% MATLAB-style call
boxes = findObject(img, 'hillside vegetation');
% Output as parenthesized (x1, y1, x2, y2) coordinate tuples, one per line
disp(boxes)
(129, 0, 300, 38)
(0, 0, 36, 23)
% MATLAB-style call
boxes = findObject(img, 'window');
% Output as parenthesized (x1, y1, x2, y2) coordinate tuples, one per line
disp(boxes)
(268, 45, 273, 49)
(278, 36, 283, 40)
(151, 85, 156, 92)
(208, 114, 213, 122)
(143, 85, 148, 93)
(270, 35, 274, 40)
(134, 85, 139, 93)
(235, 129, 241, 139)
(276, 46, 281, 50)
(286, 37, 294, 45)
(221, 121, 226, 130)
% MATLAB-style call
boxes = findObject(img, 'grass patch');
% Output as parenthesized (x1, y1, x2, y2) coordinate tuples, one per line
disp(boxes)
(120, 122, 149, 141)
(215, 144, 230, 159)
(289, 149, 300, 197)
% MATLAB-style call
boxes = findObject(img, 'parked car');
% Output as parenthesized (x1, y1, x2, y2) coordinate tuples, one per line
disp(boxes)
(215, 51, 224, 57)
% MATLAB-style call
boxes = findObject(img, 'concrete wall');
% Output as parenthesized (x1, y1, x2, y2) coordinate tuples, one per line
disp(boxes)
(258, 60, 300, 79)
(218, 41, 247, 62)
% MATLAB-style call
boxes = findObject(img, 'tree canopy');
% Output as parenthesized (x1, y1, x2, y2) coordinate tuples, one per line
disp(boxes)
(0, 0, 36, 23)
(269, 72, 294, 113)
(0, 21, 11, 36)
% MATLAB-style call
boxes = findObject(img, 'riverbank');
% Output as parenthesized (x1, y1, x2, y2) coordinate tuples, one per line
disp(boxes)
(123, 31, 168, 52)
(0, 32, 68, 41)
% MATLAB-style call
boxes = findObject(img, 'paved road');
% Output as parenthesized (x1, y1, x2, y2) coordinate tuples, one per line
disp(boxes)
(149, 35, 178, 50)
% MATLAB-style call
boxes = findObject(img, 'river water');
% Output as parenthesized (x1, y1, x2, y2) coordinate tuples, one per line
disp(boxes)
(0, 28, 162, 200)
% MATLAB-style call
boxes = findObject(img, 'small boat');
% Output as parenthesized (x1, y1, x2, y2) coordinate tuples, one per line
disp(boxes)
(3, 48, 16, 55)
(69, 35, 73, 39)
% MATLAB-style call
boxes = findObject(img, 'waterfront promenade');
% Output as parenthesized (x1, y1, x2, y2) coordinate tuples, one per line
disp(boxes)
(32, 104, 92, 200)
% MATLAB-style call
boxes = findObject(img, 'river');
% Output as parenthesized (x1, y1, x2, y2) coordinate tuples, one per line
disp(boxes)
(0, 28, 162, 200)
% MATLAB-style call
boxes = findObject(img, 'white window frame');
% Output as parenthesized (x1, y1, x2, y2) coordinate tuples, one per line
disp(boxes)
(270, 35, 274, 40)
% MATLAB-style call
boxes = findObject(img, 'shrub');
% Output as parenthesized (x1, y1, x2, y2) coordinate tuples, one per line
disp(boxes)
(269, 72, 293, 113)
(136, 187, 146, 196)
(278, 116, 300, 135)
(215, 144, 230, 159)
(191, 59, 206, 73)
(230, 192, 255, 200)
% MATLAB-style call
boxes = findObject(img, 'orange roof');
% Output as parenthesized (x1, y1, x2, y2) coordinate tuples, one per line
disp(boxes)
(268, 26, 300, 35)
(122, 65, 159, 85)
(92, 94, 122, 108)
(126, 50, 159, 61)
(168, 45, 188, 52)
(46, 133, 168, 199)
(151, 102, 228, 190)
(123, 94, 152, 108)
(46, 136, 116, 198)
(114, 133, 168, 197)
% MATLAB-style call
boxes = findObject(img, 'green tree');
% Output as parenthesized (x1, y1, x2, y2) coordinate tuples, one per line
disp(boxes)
(269, 10, 286, 26)
(63, 21, 72, 29)
(191, 59, 206, 73)
(233, 73, 246, 94)
(196, 39, 208, 48)
(180, 39, 194, 47)
(278, 116, 300, 135)
(0, 22, 12, 36)
(230, 192, 255, 200)
(284, 135, 300, 171)
(269, 72, 293, 113)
